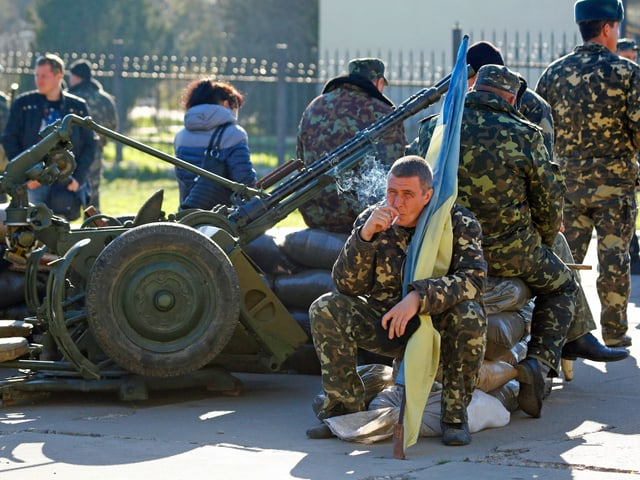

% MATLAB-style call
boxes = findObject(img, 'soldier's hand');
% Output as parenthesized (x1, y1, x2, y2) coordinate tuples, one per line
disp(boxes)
(26, 180, 41, 190)
(381, 291, 420, 339)
(360, 205, 399, 241)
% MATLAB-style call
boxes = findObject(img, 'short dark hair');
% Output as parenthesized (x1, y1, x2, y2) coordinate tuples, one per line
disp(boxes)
(388, 155, 433, 193)
(35, 53, 64, 75)
(182, 78, 244, 110)
(578, 19, 616, 41)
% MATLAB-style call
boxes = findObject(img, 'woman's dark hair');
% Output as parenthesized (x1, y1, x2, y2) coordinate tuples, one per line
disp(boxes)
(182, 79, 244, 110)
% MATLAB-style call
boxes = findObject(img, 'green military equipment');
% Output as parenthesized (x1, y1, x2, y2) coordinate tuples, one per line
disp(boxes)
(0, 71, 459, 403)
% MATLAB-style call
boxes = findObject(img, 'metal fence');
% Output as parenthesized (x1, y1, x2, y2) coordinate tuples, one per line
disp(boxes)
(0, 28, 580, 164)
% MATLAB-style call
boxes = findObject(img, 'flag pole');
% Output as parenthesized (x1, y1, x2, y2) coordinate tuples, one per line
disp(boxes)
(393, 385, 407, 459)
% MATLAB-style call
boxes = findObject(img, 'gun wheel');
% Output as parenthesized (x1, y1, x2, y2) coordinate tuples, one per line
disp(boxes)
(86, 222, 240, 377)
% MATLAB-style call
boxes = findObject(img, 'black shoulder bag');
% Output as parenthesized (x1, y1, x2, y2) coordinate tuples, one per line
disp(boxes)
(204, 122, 233, 163)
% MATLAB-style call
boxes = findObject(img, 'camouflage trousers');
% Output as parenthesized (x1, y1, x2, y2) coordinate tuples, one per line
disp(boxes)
(309, 292, 486, 424)
(553, 233, 597, 342)
(562, 177, 636, 338)
(490, 244, 577, 374)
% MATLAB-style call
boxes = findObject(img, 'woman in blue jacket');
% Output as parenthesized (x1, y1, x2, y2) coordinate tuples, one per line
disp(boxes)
(174, 79, 256, 210)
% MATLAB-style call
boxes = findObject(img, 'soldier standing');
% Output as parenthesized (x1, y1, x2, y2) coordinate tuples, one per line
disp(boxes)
(68, 59, 118, 212)
(536, 0, 640, 348)
(296, 58, 407, 233)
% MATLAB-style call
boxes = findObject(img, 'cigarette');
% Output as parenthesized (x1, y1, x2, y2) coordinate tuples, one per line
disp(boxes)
(391, 215, 399, 226)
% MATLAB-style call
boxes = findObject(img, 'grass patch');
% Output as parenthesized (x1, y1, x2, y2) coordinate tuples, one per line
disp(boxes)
(99, 175, 305, 229)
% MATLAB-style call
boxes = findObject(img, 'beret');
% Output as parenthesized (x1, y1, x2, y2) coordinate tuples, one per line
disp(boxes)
(575, 0, 624, 23)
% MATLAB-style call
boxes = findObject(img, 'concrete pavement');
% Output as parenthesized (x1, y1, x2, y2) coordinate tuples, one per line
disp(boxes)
(0, 236, 638, 480)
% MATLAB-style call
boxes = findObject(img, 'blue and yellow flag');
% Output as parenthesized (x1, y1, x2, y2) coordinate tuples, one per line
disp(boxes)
(395, 36, 469, 452)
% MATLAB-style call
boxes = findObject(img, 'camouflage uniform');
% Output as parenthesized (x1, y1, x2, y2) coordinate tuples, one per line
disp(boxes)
(536, 42, 640, 341)
(69, 78, 118, 211)
(519, 88, 554, 158)
(519, 89, 597, 342)
(415, 83, 577, 375)
(296, 73, 406, 234)
(309, 203, 487, 425)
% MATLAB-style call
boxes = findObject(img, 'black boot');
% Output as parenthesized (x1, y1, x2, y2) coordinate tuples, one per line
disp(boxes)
(516, 357, 544, 418)
(306, 423, 335, 439)
(562, 333, 629, 362)
(441, 420, 471, 446)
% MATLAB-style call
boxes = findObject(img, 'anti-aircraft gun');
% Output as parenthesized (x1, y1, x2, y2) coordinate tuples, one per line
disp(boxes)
(0, 71, 458, 402)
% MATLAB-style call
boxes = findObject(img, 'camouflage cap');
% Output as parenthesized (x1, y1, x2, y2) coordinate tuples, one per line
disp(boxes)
(574, 0, 624, 23)
(617, 38, 639, 51)
(475, 64, 521, 96)
(348, 58, 388, 85)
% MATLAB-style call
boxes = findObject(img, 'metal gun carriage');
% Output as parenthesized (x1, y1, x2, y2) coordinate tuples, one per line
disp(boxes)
(0, 72, 456, 403)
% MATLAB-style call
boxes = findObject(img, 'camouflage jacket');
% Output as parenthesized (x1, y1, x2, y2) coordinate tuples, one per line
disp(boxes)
(416, 91, 564, 276)
(332, 203, 486, 315)
(68, 78, 117, 147)
(536, 42, 640, 181)
(519, 88, 554, 157)
(296, 75, 407, 233)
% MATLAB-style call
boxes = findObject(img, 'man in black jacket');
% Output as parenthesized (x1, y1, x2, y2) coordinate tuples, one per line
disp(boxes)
(2, 53, 95, 221)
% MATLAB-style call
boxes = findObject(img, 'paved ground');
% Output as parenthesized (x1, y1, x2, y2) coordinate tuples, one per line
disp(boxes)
(0, 236, 638, 480)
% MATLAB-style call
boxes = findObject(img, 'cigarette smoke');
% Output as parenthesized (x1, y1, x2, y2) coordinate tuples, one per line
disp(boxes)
(335, 155, 388, 208)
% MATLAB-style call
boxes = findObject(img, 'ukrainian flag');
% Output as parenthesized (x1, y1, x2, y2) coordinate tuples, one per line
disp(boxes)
(395, 35, 469, 453)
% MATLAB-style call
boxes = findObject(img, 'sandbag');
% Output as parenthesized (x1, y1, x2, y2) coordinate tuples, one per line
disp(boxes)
(273, 269, 335, 310)
(488, 379, 520, 413)
(486, 307, 529, 351)
(281, 343, 320, 375)
(289, 308, 311, 337)
(476, 359, 518, 393)
(0, 320, 33, 338)
(0, 304, 32, 321)
(325, 384, 510, 444)
(244, 232, 301, 275)
(312, 364, 395, 417)
(0, 270, 29, 308)
(483, 276, 532, 314)
(486, 337, 529, 366)
(282, 228, 348, 270)
(0, 337, 29, 362)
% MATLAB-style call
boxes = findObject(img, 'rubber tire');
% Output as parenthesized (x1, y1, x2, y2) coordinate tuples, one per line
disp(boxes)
(86, 222, 240, 377)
